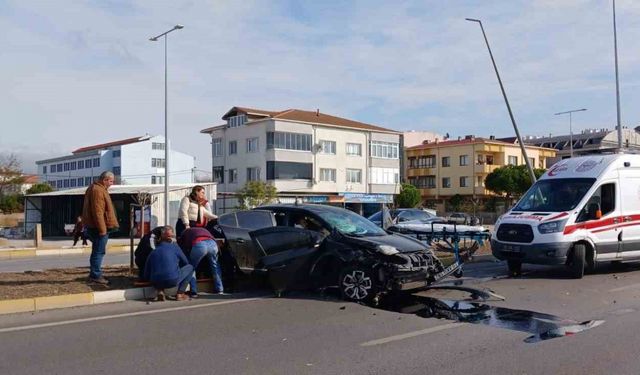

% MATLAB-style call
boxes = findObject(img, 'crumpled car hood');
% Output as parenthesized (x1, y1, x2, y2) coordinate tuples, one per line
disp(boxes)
(345, 233, 427, 253)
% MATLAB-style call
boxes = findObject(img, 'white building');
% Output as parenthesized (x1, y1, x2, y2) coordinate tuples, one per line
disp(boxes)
(36, 135, 195, 189)
(201, 106, 401, 215)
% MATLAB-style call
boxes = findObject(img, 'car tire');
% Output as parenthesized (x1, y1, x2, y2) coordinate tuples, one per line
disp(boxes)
(507, 260, 522, 277)
(339, 266, 378, 303)
(569, 244, 585, 279)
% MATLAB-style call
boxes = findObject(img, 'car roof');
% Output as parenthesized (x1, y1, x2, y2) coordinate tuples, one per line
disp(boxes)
(258, 203, 353, 215)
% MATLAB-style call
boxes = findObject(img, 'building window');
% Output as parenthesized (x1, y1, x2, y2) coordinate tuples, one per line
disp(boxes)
(84, 160, 91, 168)
(77, 177, 84, 186)
(370, 141, 399, 159)
(85, 177, 92, 186)
(93, 158, 100, 167)
(227, 114, 247, 128)
(228, 169, 238, 183)
(486, 155, 494, 165)
(319, 140, 336, 154)
(152, 158, 166, 168)
(412, 176, 436, 189)
(319, 168, 336, 182)
(112, 150, 121, 158)
(370, 167, 400, 185)
(539, 158, 546, 169)
(63, 179, 69, 188)
(528, 157, 535, 167)
(266, 162, 312, 180)
(247, 167, 261, 181)
(266, 132, 312, 151)
(417, 155, 436, 168)
(476, 176, 484, 187)
(151, 142, 165, 150)
(459, 155, 469, 166)
(442, 156, 450, 167)
(460, 176, 469, 187)
(442, 177, 451, 188)
(64, 162, 69, 171)
(508, 156, 518, 165)
(70, 161, 76, 170)
(212, 138, 223, 157)
(408, 157, 417, 168)
(213, 167, 224, 183)
(50, 165, 56, 173)
(42, 166, 47, 174)
(229, 141, 237, 155)
(151, 176, 164, 184)
(56, 180, 62, 188)
(78, 160, 84, 169)
(346, 169, 362, 183)
(113, 167, 121, 175)
(346, 143, 362, 156)
(246, 138, 259, 153)
(70, 179, 76, 187)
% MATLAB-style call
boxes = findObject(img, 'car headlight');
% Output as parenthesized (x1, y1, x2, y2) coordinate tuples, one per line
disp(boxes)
(538, 219, 568, 234)
(378, 245, 400, 255)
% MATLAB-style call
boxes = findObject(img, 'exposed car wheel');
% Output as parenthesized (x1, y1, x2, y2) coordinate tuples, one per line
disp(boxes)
(507, 260, 522, 277)
(339, 266, 378, 303)
(569, 244, 585, 279)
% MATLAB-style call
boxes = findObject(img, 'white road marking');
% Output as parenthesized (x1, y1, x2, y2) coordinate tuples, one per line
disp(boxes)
(609, 283, 640, 293)
(360, 323, 465, 347)
(0, 297, 268, 334)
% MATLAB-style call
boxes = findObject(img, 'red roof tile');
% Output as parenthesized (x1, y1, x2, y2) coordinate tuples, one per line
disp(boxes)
(72, 136, 148, 154)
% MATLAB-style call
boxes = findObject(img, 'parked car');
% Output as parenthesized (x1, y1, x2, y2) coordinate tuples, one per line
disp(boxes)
(447, 212, 480, 225)
(217, 204, 445, 302)
(367, 208, 443, 227)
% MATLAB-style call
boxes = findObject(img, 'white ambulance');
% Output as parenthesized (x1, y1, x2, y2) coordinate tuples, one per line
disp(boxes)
(491, 154, 640, 278)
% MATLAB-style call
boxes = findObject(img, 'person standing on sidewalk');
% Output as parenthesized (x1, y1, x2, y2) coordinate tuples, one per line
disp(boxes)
(144, 226, 194, 301)
(82, 171, 119, 285)
(178, 226, 225, 297)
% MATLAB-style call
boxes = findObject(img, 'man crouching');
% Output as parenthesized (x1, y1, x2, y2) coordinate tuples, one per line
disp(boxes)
(144, 225, 194, 301)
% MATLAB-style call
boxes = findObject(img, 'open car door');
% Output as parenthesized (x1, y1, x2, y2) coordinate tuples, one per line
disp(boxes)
(218, 210, 276, 271)
(249, 227, 326, 294)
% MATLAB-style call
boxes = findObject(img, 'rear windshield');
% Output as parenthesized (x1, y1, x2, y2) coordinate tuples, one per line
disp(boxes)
(513, 178, 596, 212)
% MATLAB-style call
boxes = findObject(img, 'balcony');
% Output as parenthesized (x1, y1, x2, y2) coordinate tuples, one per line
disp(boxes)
(474, 163, 501, 174)
(407, 166, 437, 177)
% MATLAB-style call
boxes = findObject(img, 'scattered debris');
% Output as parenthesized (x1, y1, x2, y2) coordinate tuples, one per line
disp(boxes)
(339, 306, 346, 310)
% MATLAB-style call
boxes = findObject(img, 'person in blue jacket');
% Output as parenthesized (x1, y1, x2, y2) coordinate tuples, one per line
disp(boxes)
(144, 225, 194, 301)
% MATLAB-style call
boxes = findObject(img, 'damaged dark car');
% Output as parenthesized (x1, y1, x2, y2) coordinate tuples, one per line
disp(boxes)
(217, 204, 445, 302)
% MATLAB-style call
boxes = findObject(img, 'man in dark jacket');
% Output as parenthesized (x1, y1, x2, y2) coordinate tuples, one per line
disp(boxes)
(134, 226, 164, 279)
(144, 226, 194, 301)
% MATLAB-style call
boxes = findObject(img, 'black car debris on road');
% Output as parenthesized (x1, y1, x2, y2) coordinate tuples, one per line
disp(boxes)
(216, 204, 445, 303)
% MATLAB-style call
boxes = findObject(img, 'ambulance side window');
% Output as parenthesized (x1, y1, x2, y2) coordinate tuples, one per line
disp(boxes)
(577, 183, 615, 222)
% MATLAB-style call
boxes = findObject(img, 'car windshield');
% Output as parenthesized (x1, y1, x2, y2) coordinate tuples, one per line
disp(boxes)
(317, 210, 387, 236)
(513, 178, 596, 212)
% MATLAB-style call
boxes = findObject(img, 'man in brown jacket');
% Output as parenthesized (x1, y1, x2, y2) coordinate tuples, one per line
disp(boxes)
(82, 171, 119, 285)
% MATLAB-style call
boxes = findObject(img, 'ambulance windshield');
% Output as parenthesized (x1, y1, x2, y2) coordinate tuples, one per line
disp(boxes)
(513, 178, 596, 212)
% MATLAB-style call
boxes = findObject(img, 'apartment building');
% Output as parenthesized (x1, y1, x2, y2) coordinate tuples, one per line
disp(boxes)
(36, 135, 195, 189)
(405, 135, 556, 203)
(201, 106, 401, 215)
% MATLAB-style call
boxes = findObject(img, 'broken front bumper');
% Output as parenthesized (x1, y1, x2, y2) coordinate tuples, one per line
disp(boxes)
(382, 252, 447, 291)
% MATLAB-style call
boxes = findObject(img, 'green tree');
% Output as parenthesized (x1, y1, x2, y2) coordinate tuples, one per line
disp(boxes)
(395, 183, 421, 208)
(485, 165, 545, 200)
(0, 194, 22, 214)
(237, 181, 278, 209)
(448, 194, 465, 212)
(26, 183, 54, 195)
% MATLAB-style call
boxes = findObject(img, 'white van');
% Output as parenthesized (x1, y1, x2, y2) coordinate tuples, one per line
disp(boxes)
(491, 154, 640, 278)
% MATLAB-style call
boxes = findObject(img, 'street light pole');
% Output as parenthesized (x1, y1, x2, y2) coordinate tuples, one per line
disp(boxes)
(149, 24, 183, 226)
(554, 109, 587, 158)
(465, 18, 536, 184)
(613, 0, 623, 151)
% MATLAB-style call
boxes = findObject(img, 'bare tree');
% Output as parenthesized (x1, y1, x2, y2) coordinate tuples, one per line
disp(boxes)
(0, 153, 25, 197)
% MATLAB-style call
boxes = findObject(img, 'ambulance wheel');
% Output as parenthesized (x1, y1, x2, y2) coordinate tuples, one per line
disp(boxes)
(507, 260, 522, 277)
(569, 244, 585, 279)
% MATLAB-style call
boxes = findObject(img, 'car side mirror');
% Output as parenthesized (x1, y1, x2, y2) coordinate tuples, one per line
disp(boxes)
(587, 203, 601, 220)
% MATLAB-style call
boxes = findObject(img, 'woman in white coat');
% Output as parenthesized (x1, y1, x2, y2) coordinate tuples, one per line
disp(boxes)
(177, 185, 217, 236)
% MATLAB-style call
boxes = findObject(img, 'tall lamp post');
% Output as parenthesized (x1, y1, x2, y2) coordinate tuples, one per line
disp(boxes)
(149, 24, 184, 226)
(554, 108, 587, 158)
(466, 18, 536, 184)
(613, 0, 623, 150)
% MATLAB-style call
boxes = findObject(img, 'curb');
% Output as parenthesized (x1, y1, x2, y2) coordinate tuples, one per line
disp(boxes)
(0, 280, 214, 316)
(0, 245, 131, 259)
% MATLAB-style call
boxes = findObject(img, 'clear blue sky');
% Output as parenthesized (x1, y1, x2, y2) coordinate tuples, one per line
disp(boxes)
(2, 0, 639, 174)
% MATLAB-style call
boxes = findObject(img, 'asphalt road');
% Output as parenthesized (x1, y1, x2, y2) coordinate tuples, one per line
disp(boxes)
(2, 260, 640, 374)
(0, 253, 131, 273)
